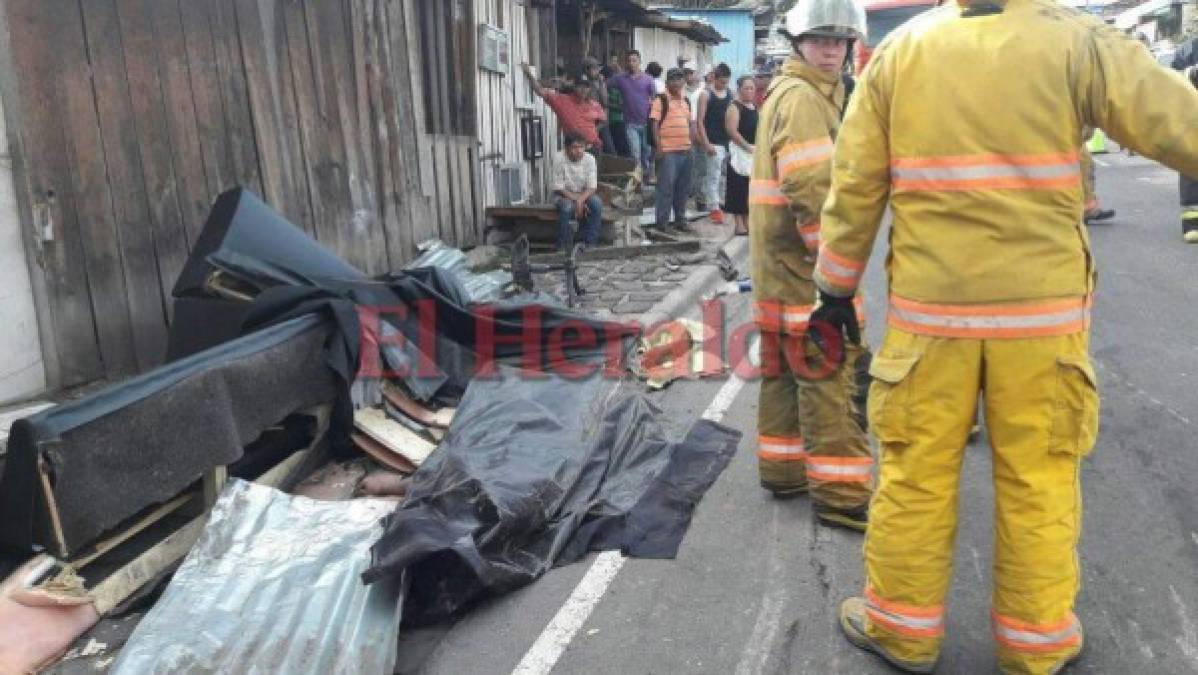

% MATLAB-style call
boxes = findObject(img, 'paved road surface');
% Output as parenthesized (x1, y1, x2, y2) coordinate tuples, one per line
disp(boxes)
(400, 149, 1198, 674)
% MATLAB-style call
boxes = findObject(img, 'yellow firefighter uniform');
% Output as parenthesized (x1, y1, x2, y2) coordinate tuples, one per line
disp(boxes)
(818, 1, 1198, 672)
(749, 57, 872, 511)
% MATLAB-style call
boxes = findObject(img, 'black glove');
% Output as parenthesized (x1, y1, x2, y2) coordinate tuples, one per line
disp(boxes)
(807, 293, 860, 363)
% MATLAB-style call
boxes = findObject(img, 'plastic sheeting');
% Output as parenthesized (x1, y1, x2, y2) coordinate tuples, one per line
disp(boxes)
(363, 369, 741, 624)
(112, 480, 402, 675)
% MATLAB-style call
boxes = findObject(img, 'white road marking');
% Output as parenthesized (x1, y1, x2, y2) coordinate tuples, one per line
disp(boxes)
(1092, 360, 1193, 427)
(734, 507, 785, 675)
(1170, 585, 1198, 663)
(512, 359, 752, 675)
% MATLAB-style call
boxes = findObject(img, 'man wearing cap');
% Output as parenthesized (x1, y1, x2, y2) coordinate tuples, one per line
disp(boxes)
(583, 57, 615, 154)
(520, 64, 606, 151)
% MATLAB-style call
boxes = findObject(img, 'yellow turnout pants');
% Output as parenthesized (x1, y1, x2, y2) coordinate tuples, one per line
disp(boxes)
(863, 328, 1098, 674)
(757, 331, 874, 509)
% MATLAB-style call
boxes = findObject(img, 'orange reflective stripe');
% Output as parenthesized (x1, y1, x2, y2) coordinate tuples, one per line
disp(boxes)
(777, 138, 834, 178)
(758, 434, 807, 463)
(865, 588, 945, 639)
(816, 246, 866, 289)
(799, 221, 820, 250)
(892, 152, 1081, 193)
(749, 179, 787, 206)
(888, 295, 1091, 339)
(805, 456, 873, 483)
(754, 300, 815, 335)
(993, 611, 1082, 654)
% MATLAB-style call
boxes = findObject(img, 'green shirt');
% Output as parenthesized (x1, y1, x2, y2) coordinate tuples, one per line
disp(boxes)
(607, 84, 624, 124)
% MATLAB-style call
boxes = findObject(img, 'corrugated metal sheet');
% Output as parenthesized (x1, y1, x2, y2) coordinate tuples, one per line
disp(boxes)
(407, 240, 513, 302)
(111, 480, 402, 675)
(667, 9, 756, 76)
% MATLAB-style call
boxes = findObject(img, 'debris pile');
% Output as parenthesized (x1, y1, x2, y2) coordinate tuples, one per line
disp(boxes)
(0, 187, 742, 671)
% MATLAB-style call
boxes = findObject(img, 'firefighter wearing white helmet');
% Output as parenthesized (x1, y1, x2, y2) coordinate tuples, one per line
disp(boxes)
(747, 0, 871, 530)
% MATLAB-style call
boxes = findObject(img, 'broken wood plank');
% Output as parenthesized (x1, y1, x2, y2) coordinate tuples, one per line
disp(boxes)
(382, 381, 456, 429)
(352, 431, 417, 475)
(353, 407, 437, 467)
(69, 492, 195, 570)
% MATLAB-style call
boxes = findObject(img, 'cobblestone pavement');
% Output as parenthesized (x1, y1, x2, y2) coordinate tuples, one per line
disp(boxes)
(533, 218, 740, 320)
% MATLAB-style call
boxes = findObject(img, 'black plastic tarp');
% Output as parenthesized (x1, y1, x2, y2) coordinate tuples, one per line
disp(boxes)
(362, 368, 741, 624)
(175, 188, 640, 407)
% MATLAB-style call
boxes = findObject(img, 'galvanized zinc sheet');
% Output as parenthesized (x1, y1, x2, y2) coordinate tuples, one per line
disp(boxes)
(111, 480, 401, 675)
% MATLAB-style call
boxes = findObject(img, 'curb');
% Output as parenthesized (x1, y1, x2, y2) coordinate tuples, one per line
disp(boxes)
(635, 235, 749, 328)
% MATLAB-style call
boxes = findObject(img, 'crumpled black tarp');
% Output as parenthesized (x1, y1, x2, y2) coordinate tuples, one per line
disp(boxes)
(362, 368, 741, 625)
(177, 188, 639, 408)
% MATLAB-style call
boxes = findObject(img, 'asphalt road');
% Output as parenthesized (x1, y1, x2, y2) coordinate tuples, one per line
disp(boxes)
(401, 149, 1198, 675)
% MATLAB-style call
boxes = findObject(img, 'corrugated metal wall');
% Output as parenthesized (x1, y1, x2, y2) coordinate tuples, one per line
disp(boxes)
(475, 0, 560, 208)
(667, 10, 756, 77)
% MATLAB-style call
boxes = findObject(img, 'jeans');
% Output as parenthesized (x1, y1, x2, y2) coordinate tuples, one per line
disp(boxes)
(655, 151, 693, 228)
(609, 121, 630, 156)
(625, 124, 652, 179)
(556, 195, 603, 250)
(690, 145, 708, 203)
(599, 125, 616, 155)
(702, 145, 727, 209)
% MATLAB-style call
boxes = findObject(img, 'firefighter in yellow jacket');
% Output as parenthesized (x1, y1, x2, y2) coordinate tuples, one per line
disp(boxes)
(749, 0, 872, 531)
(805, 1, 1198, 672)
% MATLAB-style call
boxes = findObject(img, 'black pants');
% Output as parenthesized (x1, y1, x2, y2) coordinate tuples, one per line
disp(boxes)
(1181, 174, 1198, 230)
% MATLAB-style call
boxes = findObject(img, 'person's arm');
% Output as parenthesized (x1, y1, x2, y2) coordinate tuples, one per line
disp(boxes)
(1082, 21, 1198, 179)
(520, 63, 547, 99)
(649, 96, 665, 160)
(815, 56, 893, 297)
(695, 90, 714, 154)
(725, 104, 750, 151)
(578, 157, 598, 216)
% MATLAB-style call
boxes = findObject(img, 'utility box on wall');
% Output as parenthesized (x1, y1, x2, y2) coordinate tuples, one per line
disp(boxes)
(478, 24, 511, 75)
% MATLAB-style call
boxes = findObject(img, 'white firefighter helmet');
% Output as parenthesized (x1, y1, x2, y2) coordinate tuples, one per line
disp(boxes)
(781, 0, 867, 42)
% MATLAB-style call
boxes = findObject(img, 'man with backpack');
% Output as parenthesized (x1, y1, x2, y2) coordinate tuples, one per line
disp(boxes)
(649, 68, 697, 233)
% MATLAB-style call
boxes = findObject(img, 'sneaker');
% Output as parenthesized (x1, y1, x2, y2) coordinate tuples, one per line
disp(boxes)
(671, 221, 696, 234)
(1083, 208, 1115, 224)
(710, 209, 725, 224)
(815, 504, 868, 532)
(840, 598, 938, 674)
(1184, 221, 1198, 243)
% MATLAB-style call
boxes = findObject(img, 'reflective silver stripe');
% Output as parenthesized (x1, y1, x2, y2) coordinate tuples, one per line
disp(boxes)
(995, 620, 1079, 646)
(818, 255, 862, 280)
(760, 440, 806, 456)
(892, 163, 1079, 182)
(867, 604, 944, 631)
(805, 462, 873, 477)
(778, 142, 833, 173)
(890, 305, 1088, 330)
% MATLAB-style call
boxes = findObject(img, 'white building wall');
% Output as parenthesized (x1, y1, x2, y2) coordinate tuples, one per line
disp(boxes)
(632, 27, 713, 77)
(0, 91, 46, 404)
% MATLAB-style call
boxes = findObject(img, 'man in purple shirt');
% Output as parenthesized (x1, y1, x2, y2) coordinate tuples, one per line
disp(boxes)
(608, 50, 657, 182)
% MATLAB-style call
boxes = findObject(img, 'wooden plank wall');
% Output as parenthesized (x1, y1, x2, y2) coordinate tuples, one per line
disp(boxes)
(475, 0, 559, 209)
(0, 0, 484, 388)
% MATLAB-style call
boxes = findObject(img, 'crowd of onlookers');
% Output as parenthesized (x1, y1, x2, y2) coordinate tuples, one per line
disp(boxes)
(522, 52, 780, 249)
